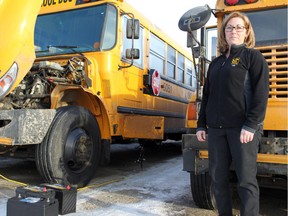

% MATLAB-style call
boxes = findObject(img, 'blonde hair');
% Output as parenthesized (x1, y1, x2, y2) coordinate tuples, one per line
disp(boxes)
(218, 11, 255, 53)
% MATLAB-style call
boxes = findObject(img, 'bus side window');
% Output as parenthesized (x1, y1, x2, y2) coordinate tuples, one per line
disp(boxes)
(121, 16, 144, 69)
(177, 53, 184, 83)
(185, 59, 196, 88)
(167, 45, 176, 79)
(149, 33, 165, 74)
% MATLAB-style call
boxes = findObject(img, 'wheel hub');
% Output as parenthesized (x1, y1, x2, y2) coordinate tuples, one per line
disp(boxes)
(65, 128, 93, 172)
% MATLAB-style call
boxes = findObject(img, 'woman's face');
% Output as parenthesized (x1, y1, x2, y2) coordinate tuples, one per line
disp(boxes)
(225, 17, 247, 48)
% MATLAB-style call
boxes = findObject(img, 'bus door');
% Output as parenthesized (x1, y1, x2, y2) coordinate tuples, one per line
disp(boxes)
(120, 15, 144, 104)
(119, 15, 164, 139)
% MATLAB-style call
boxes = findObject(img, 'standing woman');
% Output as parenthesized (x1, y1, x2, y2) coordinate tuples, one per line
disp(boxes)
(196, 12, 269, 216)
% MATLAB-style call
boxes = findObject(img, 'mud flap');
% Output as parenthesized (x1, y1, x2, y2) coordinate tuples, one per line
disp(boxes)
(182, 134, 209, 174)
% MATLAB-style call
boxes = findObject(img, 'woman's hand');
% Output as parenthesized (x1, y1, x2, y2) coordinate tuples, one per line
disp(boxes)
(196, 130, 206, 142)
(240, 128, 254, 144)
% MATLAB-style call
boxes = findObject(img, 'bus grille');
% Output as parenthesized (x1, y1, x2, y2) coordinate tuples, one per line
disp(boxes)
(257, 45, 288, 98)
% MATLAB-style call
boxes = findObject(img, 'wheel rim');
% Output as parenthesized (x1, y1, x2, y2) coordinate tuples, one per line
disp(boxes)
(64, 128, 93, 173)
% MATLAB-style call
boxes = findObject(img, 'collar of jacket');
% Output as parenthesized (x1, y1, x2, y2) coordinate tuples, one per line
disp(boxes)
(221, 43, 246, 56)
(229, 43, 246, 55)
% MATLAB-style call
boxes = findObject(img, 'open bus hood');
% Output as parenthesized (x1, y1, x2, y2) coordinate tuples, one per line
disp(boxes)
(0, 0, 42, 98)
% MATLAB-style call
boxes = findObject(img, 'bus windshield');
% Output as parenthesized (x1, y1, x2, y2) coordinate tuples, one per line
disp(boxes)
(246, 8, 288, 46)
(34, 4, 117, 57)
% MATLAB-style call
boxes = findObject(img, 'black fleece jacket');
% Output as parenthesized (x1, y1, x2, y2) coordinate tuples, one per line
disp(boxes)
(197, 44, 269, 133)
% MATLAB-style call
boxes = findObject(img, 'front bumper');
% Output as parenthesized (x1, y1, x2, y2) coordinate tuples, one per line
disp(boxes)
(0, 109, 56, 145)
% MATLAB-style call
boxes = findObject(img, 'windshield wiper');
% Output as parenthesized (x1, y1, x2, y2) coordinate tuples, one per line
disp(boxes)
(47, 45, 83, 55)
(48, 45, 78, 49)
(47, 45, 91, 64)
(35, 45, 79, 53)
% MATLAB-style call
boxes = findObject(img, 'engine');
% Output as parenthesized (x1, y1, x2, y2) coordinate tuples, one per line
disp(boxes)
(2, 57, 87, 110)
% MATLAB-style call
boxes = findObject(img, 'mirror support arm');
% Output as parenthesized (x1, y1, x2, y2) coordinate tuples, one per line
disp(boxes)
(119, 13, 136, 70)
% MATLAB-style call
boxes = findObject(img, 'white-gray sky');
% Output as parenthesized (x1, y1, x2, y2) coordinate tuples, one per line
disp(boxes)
(125, 0, 217, 49)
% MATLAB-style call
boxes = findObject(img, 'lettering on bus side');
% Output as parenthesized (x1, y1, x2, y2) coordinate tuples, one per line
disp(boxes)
(42, 0, 73, 7)
(186, 91, 193, 100)
(162, 83, 172, 94)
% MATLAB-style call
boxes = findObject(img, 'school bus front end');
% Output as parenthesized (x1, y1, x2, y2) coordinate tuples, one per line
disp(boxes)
(0, 0, 195, 187)
(181, 0, 288, 210)
(0, 0, 118, 187)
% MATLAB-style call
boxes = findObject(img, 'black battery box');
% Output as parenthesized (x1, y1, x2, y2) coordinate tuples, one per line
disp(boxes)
(7, 186, 59, 216)
(41, 183, 77, 215)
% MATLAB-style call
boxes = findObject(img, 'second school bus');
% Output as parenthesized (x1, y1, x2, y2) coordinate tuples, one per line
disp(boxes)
(0, 0, 196, 186)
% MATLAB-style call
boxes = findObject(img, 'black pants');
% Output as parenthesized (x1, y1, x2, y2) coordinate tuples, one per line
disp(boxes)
(208, 127, 260, 216)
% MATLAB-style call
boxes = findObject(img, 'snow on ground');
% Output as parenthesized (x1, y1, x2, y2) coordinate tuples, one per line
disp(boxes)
(0, 154, 216, 216)
(70, 156, 215, 216)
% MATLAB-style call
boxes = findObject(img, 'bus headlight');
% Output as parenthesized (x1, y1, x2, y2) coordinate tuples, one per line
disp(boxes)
(0, 62, 18, 99)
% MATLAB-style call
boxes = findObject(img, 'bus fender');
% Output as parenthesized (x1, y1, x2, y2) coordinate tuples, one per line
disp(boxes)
(51, 86, 112, 164)
(51, 86, 111, 140)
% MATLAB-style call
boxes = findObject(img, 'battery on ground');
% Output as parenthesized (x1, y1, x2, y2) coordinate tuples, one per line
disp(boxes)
(41, 183, 77, 215)
(7, 186, 58, 216)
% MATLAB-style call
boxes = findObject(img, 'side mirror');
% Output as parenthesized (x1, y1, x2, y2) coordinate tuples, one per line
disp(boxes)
(178, 5, 211, 32)
(126, 19, 140, 39)
(125, 48, 140, 59)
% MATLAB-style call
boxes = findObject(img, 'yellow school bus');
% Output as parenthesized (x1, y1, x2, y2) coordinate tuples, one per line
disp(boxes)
(181, 0, 288, 209)
(0, 0, 196, 187)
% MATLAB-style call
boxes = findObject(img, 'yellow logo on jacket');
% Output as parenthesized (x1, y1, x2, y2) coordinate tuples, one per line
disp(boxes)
(231, 57, 240, 66)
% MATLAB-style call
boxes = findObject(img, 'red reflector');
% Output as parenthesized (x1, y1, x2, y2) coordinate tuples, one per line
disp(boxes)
(187, 102, 197, 120)
(225, 0, 239, 5)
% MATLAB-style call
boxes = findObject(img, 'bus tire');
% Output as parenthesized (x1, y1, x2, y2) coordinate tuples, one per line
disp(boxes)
(190, 171, 216, 210)
(36, 106, 101, 187)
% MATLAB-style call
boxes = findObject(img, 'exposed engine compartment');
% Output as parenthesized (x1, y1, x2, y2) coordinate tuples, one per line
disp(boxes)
(2, 57, 87, 110)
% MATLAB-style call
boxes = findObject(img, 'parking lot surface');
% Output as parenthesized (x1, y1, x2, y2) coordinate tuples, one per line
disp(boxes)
(0, 143, 287, 216)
